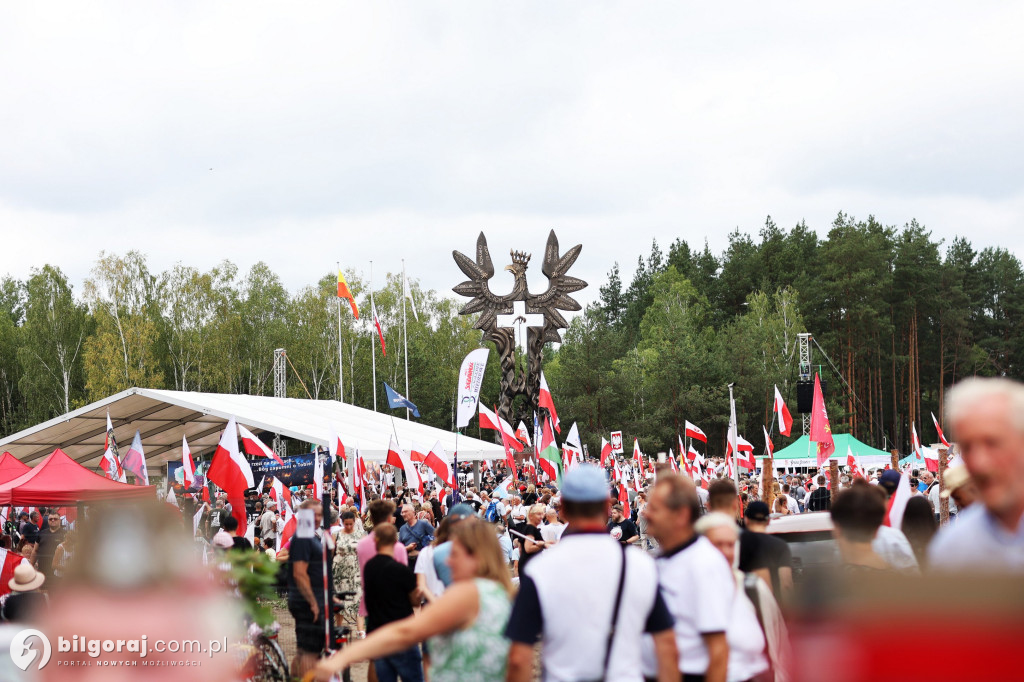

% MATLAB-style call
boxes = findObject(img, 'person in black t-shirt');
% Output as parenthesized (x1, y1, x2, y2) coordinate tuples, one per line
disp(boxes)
(607, 504, 639, 546)
(738, 501, 793, 598)
(515, 504, 548, 573)
(806, 475, 832, 512)
(363, 523, 424, 681)
(287, 500, 327, 679)
(36, 512, 65, 577)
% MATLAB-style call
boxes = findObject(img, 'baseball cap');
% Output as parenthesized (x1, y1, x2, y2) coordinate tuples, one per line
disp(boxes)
(447, 503, 476, 521)
(879, 469, 902, 494)
(561, 464, 611, 503)
(745, 501, 770, 522)
(941, 466, 971, 498)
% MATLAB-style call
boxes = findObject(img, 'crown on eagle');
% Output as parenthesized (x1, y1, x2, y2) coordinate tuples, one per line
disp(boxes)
(510, 250, 531, 266)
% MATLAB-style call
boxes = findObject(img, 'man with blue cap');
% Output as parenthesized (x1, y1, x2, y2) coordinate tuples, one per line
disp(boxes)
(505, 464, 679, 682)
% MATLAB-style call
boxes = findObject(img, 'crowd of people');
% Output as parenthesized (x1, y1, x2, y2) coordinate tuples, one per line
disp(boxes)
(186, 375, 1024, 682)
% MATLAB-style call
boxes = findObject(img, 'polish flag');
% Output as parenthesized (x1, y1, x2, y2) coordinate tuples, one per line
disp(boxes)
(727, 435, 756, 469)
(0, 549, 26, 598)
(479, 404, 524, 452)
(515, 421, 533, 449)
(238, 424, 285, 466)
(911, 422, 922, 454)
(632, 439, 643, 469)
(410, 443, 428, 463)
(424, 441, 455, 487)
(121, 430, 149, 485)
(774, 385, 793, 437)
(181, 436, 196, 487)
(884, 468, 913, 528)
(847, 446, 864, 479)
(684, 421, 707, 443)
(102, 412, 126, 483)
(763, 425, 775, 457)
(270, 476, 293, 510)
(538, 371, 559, 433)
(313, 451, 325, 501)
(497, 415, 520, 478)
(371, 296, 386, 356)
(386, 437, 423, 497)
(667, 448, 679, 473)
(931, 412, 951, 448)
(687, 445, 705, 467)
(922, 446, 940, 474)
(207, 417, 255, 494)
(600, 438, 613, 466)
(327, 425, 345, 470)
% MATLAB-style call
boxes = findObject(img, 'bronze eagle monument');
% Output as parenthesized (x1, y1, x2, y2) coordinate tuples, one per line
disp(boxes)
(452, 231, 587, 426)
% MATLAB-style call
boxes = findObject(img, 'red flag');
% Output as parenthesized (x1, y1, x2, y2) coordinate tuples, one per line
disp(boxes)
(371, 297, 386, 356)
(538, 371, 559, 433)
(931, 412, 950, 448)
(684, 420, 707, 443)
(618, 484, 631, 518)
(774, 385, 793, 437)
(238, 424, 286, 466)
(600, 437, 613, 466)
(410, 444, 428, 463)
(496, 407, 519, 478)
(809, 373, 835, 466)
(0, 548, 25, 598)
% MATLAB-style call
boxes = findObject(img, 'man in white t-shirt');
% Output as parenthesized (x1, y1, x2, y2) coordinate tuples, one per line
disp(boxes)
(506, 465, 677, 682)
(642, 472, 732, 682)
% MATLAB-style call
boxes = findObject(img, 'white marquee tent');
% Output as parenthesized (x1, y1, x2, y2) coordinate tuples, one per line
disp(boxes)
(0, 388, 506, 469)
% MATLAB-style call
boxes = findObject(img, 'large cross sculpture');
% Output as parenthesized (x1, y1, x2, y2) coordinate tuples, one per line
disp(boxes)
(496, 301, 546, 368)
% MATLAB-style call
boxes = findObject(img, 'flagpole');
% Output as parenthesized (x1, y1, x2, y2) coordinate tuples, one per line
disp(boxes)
(728, 383, 739, 488)
(402, 259, 410, 421)
(370, 260, 377, 412)
(337, 261, 344, 404)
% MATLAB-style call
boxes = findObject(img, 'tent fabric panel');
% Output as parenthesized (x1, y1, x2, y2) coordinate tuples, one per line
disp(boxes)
(0, 449, 156, 505)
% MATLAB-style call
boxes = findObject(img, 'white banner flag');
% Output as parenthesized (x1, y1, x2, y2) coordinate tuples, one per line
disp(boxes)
(456, 348, 490, 429)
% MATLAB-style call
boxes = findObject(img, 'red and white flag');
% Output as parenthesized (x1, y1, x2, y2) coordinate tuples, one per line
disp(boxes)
(386, 436, 423, 497)
(515, 421, 532, 448)
(763, 425, 775, 458)
(238, 424, 286, 466)
(313, 451, 325, 501)
(479, 404, 524, 452)
(684, 420, 707, 443)
(667, 448, 679, 473)
(632, 438, 643, 469)
(600, 437, 613, 466)
(538, 371, 559, 433)
(774, 385, 793, 437)
(847, 446, 864, 479)
(181, 436, 196, 487)
(121, 430, 149, 485)
(931, 412, 951, 448)
(371, 295, 386, 356)
(728, 435, 756, 469)
(884, 468, 912, 529)
(409, 443, 428, 463)
(911, 422, 921, 454)
(207, 417, 256, 494)
(424, 441, 455, 487)
(102, 412, 126, 483)
(0, 549, 26, 598)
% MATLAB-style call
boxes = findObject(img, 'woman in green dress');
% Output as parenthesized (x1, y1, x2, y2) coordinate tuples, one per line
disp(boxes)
(312, 517, 514, 682)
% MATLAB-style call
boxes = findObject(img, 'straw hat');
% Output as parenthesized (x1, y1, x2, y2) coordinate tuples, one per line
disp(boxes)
(9, 562, 45, 592)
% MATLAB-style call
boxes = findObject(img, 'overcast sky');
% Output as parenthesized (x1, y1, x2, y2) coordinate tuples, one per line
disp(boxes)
(2, 1, 1022, 310)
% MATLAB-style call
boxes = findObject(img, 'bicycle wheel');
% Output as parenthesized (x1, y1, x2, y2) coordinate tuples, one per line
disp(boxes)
(253, 635, 289, 682)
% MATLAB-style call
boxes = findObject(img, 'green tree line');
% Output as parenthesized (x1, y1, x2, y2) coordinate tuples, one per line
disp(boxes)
(1, 213, 1021, 463)
(545, 213, 1023, 459)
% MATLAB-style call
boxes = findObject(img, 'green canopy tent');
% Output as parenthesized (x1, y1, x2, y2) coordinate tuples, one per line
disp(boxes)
(756, 434, 892, 469)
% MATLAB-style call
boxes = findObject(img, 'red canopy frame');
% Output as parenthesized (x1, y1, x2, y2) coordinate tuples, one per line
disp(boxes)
(0, 449, 155, 505)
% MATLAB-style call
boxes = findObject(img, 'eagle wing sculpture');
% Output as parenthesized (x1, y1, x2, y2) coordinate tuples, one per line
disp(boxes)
(527, 230, 587, 342)
(452, 232, 510, 332)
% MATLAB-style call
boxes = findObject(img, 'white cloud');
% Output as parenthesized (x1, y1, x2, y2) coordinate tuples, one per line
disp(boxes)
(1, 1, 1021, 308)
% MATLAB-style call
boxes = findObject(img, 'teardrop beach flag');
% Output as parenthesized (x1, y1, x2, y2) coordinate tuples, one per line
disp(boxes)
(337, 267, 359, 318)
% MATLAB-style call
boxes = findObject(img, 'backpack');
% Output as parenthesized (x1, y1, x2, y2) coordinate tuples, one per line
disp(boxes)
(485, 501, 499, 523)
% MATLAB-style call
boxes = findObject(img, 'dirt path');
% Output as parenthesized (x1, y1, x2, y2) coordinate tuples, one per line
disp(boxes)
(273, 604, 370, 681)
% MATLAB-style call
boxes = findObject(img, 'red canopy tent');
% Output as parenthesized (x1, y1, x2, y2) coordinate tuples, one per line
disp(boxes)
(0, 449, 155, 505)
(0, 452, 30, 486)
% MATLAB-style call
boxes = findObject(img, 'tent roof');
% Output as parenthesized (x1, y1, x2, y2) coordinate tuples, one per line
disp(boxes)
(0, 388, 506, 469)
(0, 452, 31, 485)
(0, 449, 156, 505)
(759, 434, 892, 463)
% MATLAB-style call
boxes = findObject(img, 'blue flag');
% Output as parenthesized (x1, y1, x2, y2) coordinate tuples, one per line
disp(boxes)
(384, 383, 420, 418)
